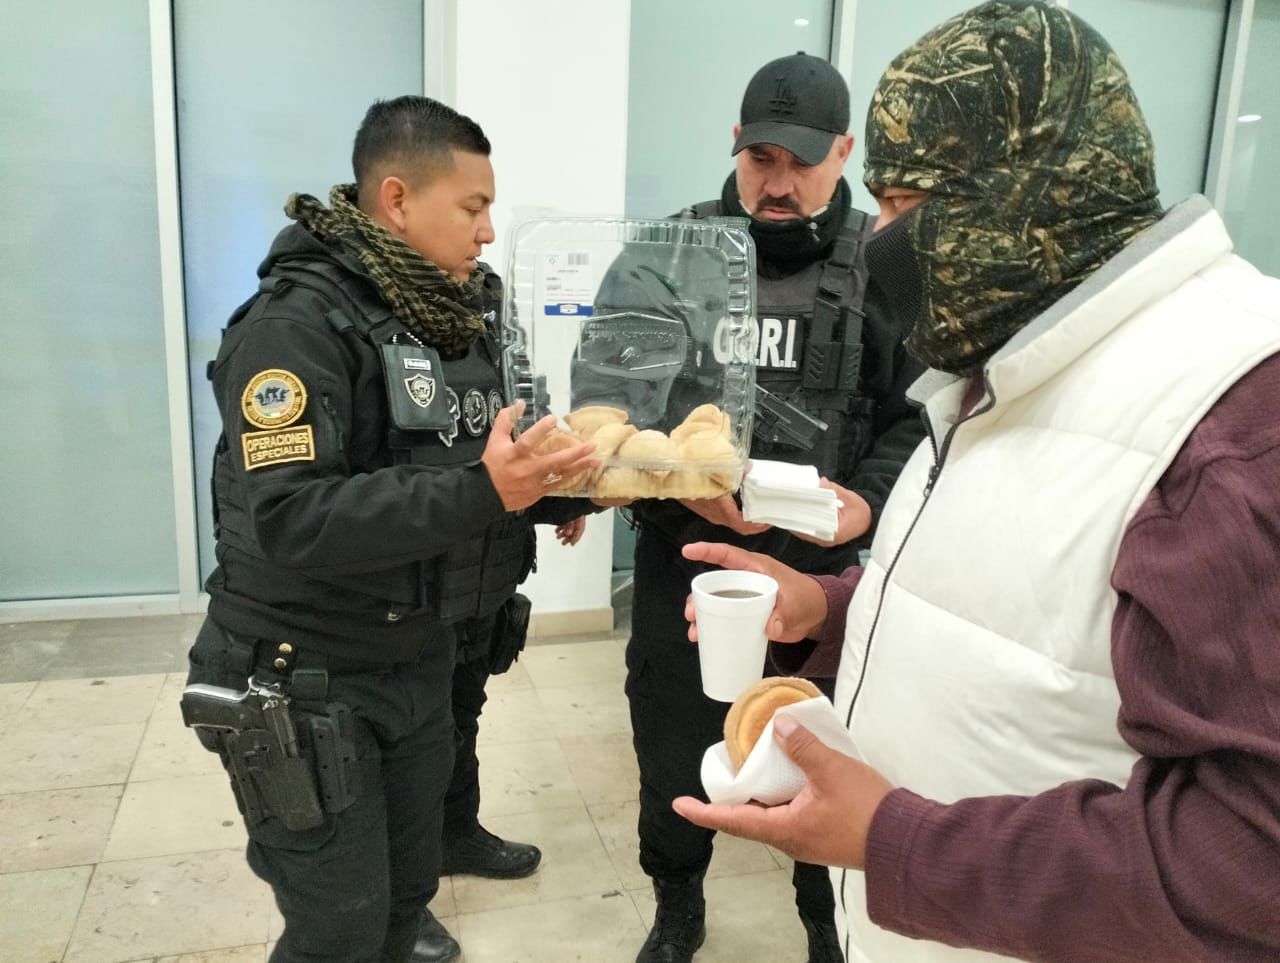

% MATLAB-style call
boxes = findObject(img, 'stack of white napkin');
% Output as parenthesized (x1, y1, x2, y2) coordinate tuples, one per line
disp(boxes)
(739, 459, 839, 542)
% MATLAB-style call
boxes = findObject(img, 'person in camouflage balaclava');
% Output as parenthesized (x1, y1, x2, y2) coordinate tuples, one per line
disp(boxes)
(863, 0, 1162, 373)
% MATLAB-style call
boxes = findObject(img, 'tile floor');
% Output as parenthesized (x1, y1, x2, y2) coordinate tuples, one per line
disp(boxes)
(0, 613, 810, 962)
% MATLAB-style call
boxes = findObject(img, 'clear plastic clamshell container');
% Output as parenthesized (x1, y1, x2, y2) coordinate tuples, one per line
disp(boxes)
(501, 217, 758, 499)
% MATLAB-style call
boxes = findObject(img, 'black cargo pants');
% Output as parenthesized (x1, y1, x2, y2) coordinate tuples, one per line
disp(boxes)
(626, 527, 838, 925)
(187, 618, 455, 963)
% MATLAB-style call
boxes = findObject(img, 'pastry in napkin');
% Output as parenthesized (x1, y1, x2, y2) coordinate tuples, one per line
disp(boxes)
(701, 678, 861, 806)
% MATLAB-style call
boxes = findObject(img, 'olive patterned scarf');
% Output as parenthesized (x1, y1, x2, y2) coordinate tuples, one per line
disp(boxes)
(286, 184, 484, 358)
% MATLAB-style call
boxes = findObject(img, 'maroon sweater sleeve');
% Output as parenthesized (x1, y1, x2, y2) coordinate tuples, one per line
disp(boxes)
(769, 567, 863, 678)
(863, 354, 1280, 961)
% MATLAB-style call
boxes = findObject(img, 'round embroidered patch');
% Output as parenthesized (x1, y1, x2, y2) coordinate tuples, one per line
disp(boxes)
(241, 369, 307, 430)
(462, 389, 489, 437)
(487, 389, 505, 425)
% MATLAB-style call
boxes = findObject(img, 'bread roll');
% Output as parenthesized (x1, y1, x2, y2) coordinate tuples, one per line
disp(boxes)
(670, 421, 711, 444)
(723, 677, 823, 772)
(662, 471, 726, 500)
(565, 405, 629, 439)
(534, 428, 590, 493)
(673, 403, 731, 442)
(676, 433, 737, 465)
(589, 422, 638, 460)
(594, 466, 661, 499)
(684, 403, 725, 425)
(617, 430, 679, 479)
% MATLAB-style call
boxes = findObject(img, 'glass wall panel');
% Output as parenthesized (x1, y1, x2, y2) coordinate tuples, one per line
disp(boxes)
(846, 0, 1226, 212)
(0, 2, 177, 600)
(1072, 0, 1227, 205)
(625, 0, 836, 218)
(1222, 0, 1280, 275)
(175, 0, 423, 581)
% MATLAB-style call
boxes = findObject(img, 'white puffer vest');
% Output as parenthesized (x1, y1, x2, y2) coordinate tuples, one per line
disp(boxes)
(832, 198, 1280, 962)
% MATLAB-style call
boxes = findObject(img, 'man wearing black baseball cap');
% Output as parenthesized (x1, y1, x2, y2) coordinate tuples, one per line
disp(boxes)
(610, 52, 924, 963)
(733, 51, 852, 165)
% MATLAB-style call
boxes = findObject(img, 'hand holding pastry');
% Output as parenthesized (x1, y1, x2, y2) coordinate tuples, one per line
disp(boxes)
(482, 403, 598, 511)
(672, 713, 894, 870)
(723, 677, 823, 771)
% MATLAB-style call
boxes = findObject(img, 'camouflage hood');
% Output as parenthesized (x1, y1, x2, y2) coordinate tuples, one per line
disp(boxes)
(864, 0, 1162, 373)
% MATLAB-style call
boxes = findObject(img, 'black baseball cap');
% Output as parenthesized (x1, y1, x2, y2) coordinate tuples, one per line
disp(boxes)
(732, 52, 851, 165)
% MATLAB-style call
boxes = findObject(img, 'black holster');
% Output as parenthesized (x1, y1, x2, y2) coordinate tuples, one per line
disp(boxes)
(488, 592, 532, 675)
(207, 698, 364, 831)
(220, 726, 324, 831)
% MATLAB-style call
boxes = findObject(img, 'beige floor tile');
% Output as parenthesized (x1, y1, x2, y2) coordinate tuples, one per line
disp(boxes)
(589, 799, 779, 892)
(519, 638, 627, 689)
(431, 874, 457, 919)
(266, 902, 282, 943)
(435, 913, 461, 948)
(0, 681, 36, 728)
(63, 848, 272, 962)
(0, 784, 122, 873)
(0, 865, 92, 962)
(558, 731, 639, 806)
(483, 659, 533, 693)
(475, 686, 553, 746)
(0, 722, 144, 794)
(130, 676, 225, 782)
(0, 610, 823, 962)
(535, 683, 632, 740)
(102, 773, 244, 863)
(587, 799, 648, 891)
(630, 869, 808, 963)
(476, 739, 583, 818)
(451, 805, 623, 915)
(0, 619, 79, 643)
(157, 945, 267, 962)
(455, 891, 647, 962)
(17, 674, 165, 732)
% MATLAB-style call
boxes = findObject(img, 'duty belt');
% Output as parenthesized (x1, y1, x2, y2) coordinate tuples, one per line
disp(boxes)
(224, 632, 388, 707)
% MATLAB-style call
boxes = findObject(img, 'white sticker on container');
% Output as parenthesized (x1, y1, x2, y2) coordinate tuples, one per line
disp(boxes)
(541, 250, 595, 317)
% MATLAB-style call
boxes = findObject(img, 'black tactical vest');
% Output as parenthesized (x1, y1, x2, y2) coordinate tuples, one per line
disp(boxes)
(681, 200, 876, 478)
(226, 256, 532, 624)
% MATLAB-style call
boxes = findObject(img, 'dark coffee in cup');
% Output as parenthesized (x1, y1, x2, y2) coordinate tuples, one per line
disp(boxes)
(710, 589, 762, 599)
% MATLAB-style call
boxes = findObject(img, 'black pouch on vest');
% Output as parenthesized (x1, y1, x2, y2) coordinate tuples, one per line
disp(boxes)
(488, 592, 532, 675)
(381, 343, 453, 432)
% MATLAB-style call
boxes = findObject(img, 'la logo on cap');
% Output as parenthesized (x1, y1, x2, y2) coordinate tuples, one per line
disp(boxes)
(770, 76, 797, 115)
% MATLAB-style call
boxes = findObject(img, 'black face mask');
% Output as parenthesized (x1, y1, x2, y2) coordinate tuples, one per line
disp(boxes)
(721, 174, 851, 273)
(864, 214, 924, 347)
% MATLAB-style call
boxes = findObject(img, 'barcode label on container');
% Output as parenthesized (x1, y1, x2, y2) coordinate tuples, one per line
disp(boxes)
(541, 250, 595, 317)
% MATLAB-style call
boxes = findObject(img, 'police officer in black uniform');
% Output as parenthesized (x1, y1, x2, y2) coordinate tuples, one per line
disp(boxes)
(607, 55, 925, 963)
(185, 96, 596, 963)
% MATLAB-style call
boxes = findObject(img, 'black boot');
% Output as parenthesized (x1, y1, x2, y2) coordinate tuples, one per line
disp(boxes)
(800, 910, 843, 963)
(410, 908, 461, 963)
(636, 875, 706, 963)
(441, 824, 542, 879)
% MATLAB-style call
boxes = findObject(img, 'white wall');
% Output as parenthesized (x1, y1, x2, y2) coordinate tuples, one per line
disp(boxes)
(453, 0, 632, 620)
